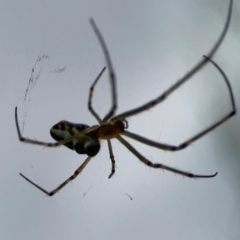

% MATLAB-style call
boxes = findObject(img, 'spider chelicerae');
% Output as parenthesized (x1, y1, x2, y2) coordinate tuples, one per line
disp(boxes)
(15, 0, 236, 196)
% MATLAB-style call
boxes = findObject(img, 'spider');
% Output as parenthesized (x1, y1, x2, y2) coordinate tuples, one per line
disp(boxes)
(15, 0, 235, 196)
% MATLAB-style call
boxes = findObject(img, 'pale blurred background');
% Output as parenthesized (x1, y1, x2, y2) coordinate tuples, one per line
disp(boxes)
(0, 0, 239, 239)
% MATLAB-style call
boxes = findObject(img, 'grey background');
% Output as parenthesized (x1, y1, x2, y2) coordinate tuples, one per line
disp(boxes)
(1, 0, 240, 239)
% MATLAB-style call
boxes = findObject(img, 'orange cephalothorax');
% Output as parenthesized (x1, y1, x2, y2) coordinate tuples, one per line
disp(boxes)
(95, 121, 125, 139)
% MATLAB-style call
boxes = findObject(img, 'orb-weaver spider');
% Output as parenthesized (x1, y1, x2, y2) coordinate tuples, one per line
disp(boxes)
(15, 0, 236, 196)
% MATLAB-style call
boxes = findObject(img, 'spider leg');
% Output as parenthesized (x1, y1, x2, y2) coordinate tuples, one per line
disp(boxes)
(107, 140, 116, 178)
(203, 55, 236, 111)
(111, 0, 233, 122)
(90, 19, 117, 122)
(88, 67, 106, 123)
(122, 56, 236, 151)
(20, 156, 92, 196)
(117, 136, 217, 178)
(15, 107, 99, 147)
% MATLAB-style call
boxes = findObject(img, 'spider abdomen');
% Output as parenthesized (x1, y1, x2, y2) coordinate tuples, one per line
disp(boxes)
(50, 121, 100, 156)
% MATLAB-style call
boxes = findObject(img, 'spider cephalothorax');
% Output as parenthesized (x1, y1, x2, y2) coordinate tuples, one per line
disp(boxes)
(95, 121, 125, 139)
(15, 0, 235, 196)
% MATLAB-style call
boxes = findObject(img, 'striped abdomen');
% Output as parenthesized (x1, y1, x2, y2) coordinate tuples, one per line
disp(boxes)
(50, 120, 100, 156)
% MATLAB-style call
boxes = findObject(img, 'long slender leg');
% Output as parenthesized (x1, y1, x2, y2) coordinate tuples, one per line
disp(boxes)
(121, 56, 236, 151)
(90, 19, 117, 122)
(15, 107, 99, 147)
(20, 156, 92, 196)
(117, 136, 217, 178)
(88, 67, 106, 123)
(111, 0, 233, 122)
(107, 140, 116, 178)
(203, 55, 236, 111)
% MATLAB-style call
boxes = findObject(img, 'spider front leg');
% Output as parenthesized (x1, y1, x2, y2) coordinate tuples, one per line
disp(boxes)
(121, 56, 236, 153)
(20, 156, 92, 196)
(117, 136, 217, 178)
(88, 66, 106, 123)
(111, 0, 233, 123)
(88, 19, 120, 177)
(90, 19, 117, 122)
